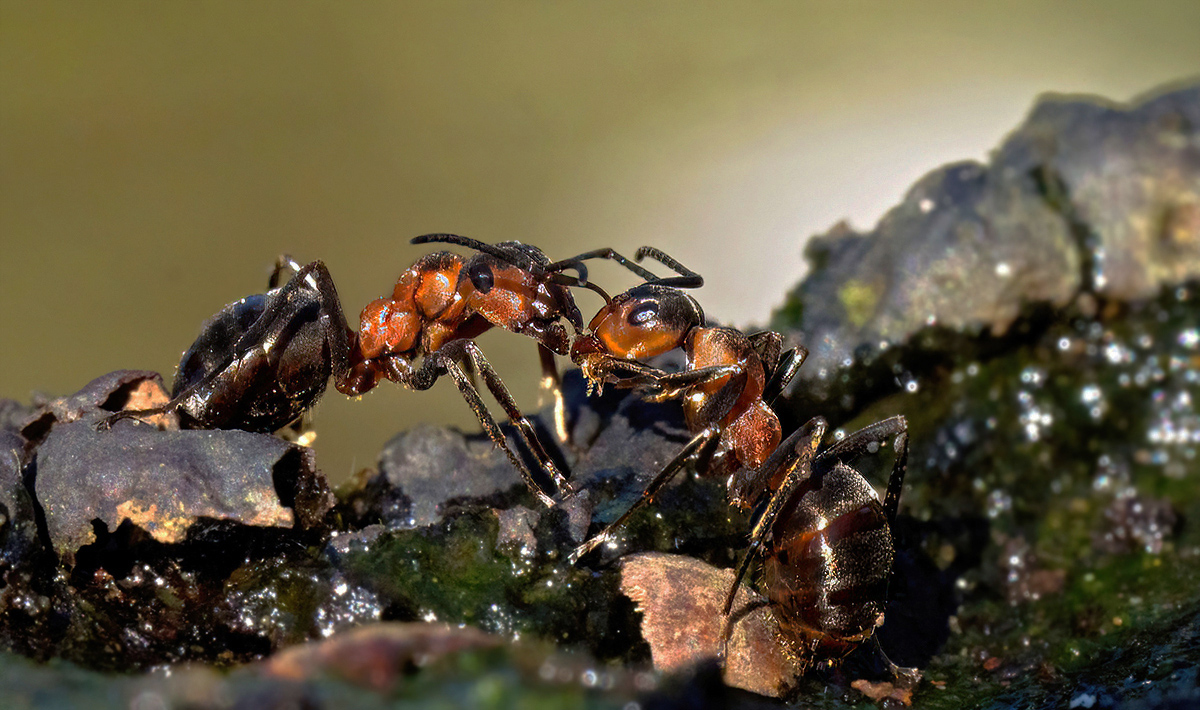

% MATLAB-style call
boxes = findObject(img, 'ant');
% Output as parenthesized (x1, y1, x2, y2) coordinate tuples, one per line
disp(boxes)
(100, 238, 690, 507)
(720, 414, 915, 681)
(101, 256, 351, 436)
(553, 269, 913, 678)
(565, 282, 807, 560)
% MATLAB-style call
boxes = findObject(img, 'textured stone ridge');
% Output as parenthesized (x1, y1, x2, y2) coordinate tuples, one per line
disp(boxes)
(774, 83, 1200, 383)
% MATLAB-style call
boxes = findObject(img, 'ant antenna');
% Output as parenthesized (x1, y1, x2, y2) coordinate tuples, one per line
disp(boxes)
(634, 246, 704, 288)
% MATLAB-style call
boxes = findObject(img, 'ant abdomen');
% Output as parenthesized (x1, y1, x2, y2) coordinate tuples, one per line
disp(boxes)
(763, 462, 893, 660)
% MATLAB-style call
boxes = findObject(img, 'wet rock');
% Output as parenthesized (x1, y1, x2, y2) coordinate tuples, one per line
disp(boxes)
(568, 391, 693, 519)
(1005, 85, 1200, 301)
(0, 430, 38, 560)
(0, 430, 31, 532)
(0, 430, 48, 653)
(19, 370, 175, 445)
(495, 504, 541, 553)
(775, 83, 1200, 385)
(35, 415, 330, 563)
(376, 424, 528, 529)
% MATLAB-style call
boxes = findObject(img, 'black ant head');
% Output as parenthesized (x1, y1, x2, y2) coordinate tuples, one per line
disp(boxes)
(570, 283, 704, 362)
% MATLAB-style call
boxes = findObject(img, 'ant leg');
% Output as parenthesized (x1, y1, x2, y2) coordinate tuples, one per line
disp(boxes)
(442, 360, 559, 509)
(762, 345, 808, 406)
(722, 417, 827, 615)
(801, 416, 907, 525)
(818, 415, 907, 465)
(883, 428, 908, 527)
(269, 254, 302, 288)
(817, 415, 908, 520)
(568, 427, 721, 563)
(451, 341, 573, 497)
(871, 635, 922, 686)
(394, 341, 572, 504)
(538, 345, 570, 444)
(593, 358, 742, 400)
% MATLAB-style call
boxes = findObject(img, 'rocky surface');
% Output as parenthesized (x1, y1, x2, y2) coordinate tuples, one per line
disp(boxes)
(2, 82, 1200, 708)
(775, 82, 1200, 391)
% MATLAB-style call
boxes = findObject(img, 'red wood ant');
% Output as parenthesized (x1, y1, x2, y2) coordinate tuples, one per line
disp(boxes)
(721, 414, 914, 678)
(557, 270, 913, 677)
(101, 257, 352, 435)
(565, 282, 807, 560)
(100, 238, 693, 507)
(102, 243, 589, 505)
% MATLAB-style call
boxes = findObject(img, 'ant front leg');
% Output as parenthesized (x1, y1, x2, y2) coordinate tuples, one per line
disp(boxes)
(578, 354, 741, 405)
(744, 332, 806, 406)
(389, 341, 572, 507)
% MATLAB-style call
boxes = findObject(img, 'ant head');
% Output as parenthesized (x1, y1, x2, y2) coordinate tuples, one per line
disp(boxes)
(571, 283, 703, 361)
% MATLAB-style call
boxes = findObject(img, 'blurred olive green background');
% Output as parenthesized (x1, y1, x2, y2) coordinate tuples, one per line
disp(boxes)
(2, 2, 1198, 483)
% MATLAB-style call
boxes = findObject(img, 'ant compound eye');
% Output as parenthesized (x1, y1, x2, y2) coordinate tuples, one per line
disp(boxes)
(468, 262, 495, 293)
(627, 301, 659, 328)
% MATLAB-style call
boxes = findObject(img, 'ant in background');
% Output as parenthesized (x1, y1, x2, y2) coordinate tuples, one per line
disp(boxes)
(556, 263, 913, 678)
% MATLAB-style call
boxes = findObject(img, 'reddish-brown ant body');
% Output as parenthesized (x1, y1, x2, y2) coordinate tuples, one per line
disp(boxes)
(102, 237, 688, 506)
(104, 239, 598, 504)
(553, 264, 913, 678)
(566, 280, 807, 559)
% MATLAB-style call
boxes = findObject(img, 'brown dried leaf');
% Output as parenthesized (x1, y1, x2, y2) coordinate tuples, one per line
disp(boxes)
(851, 678, 916, 705)
(619, 552, 802, 697)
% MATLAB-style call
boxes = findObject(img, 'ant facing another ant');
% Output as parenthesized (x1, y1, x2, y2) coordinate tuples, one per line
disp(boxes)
(100, 235, 915, 682)
(101, 236, 697, 507)
(425, 238, 916, 679)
